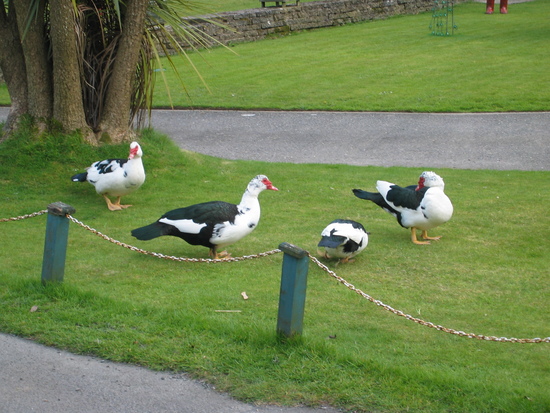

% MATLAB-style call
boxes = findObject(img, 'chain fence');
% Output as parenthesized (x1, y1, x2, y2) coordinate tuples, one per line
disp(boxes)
(2, 209, 549, 344)
(0, 209, 48, 222)
(308, 254, 549, 344)
(66, 214, 282, 263)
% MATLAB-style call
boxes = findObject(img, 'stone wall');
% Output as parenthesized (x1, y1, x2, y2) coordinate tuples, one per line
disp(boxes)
(172, 0, 460, 50)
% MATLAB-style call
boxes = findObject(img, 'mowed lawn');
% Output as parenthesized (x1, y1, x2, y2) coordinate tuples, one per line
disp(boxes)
(0, 2, 548, 112)
(0, 1, 549, 412)
(1, 128, 548, 412)
(150, 1, 550, 112)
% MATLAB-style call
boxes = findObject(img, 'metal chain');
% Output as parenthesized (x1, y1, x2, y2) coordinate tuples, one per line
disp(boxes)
(66, 214, 281, 263)
(0, 209, 48, 222)
(308, 253, 549, 344)
(3, 210, 547, 343)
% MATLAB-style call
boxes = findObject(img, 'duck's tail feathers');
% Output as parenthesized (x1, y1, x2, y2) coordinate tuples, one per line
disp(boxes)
(353, 188, 379, 201)
(318, 235, 346, 249)
(71, 172, 88, 182)
(131, 223, 165, 240)
(352, 189, 390, 209)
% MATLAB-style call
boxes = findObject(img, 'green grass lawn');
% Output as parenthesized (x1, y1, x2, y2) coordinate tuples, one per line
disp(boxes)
(1, 128, 549, 412)
(0, 2, 548, 112)
(150, 0, 549, 112)
(1, 1, 549, 412)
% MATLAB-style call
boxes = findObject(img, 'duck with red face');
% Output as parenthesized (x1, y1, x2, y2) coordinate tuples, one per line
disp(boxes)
(71, 142, 145, 211)
(131, 175, 278, 259)
(353, 171, 453, 245)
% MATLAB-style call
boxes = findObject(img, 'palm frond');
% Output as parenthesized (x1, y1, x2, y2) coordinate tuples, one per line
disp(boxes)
(140, 0, 237, 115)
(69, 0, 236, 131)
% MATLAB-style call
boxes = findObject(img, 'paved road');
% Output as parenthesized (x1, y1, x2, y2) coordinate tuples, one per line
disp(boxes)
(1, 107, 548, 170)
(146, 110, 549, 171)
(0, 107, 548, 413)
(0, 334, 338, 413)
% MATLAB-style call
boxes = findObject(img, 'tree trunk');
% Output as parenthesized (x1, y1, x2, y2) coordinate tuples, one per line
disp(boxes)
(98, 0, 149, 143)
(0, 1, 28, 136)
(49, 0, 93, 141)
(12, 0, 53, 122)
(2, 0, 191, 144)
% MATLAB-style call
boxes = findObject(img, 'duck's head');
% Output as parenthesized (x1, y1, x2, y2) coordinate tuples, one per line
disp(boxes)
(416, 171, 444, 190)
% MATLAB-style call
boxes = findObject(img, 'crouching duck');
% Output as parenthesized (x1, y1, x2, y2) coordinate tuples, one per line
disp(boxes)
(317, 219, 369, 263)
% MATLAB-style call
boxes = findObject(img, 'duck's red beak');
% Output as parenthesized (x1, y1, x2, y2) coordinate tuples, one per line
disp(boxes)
(129, 145, 139, 159)
(263, 178, 279, 191)
(416, 177, 425, 191)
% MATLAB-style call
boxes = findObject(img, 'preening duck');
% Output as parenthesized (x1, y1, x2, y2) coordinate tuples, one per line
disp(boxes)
(352, 171, 453, 245)
(71, 142, 145, 211)
(131, 175, 278, 259)
(317, 219, 369, 263)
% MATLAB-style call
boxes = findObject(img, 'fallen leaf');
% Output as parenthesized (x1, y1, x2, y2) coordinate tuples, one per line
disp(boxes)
(241, 291, 249, 300)
(30, 305, 39, 313)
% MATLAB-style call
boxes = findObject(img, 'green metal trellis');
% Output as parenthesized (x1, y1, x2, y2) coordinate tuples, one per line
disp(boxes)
(430, 0, 457, 36)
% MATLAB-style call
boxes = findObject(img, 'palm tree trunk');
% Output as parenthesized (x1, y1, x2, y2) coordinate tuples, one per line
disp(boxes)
(49, 0, 92, 140)
(0, 2, 28, 135)
(12, 0, 53, 122)
(98, 0, 149, 143)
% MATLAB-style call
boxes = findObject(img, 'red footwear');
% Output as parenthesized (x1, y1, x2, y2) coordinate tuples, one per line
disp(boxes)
(485, 0, 495, 14)
(500, 0, 508, 14)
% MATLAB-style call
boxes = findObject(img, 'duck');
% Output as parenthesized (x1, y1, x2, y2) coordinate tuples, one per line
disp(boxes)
(317, 219, 369, 263)
(131, 175, 278, 259)
(352, 171, 453, 245)
(71, 142, 145, 211)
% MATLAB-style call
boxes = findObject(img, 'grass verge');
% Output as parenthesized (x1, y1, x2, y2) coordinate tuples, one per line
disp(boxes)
(1, 126, 549, 412)
(150, 1, 550, 112)
(1, 2, 549, 112)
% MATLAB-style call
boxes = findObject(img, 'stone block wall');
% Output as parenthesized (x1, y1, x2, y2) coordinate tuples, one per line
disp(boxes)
(169, 0, 463, 51)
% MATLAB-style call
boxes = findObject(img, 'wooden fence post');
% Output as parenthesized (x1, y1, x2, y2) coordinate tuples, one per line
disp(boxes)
(41, 202, 75, 285)
(276, 242, 309, 338)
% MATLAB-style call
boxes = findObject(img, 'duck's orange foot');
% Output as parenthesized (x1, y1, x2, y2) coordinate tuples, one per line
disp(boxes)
(106, 201, 123, 211)
(421, 230, 442, 241)
(413, 239, 430, 245)
(211, 250, 231, 260)
(104, 195, 125, 211)
(411, 228, 430, 245)
(317, 249, 331, 260)
(218, 250, 231, 259)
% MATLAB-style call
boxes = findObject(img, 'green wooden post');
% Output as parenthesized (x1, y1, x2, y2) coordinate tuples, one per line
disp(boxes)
(41, 202, 75, 284)
(277, 242, 309, 338)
